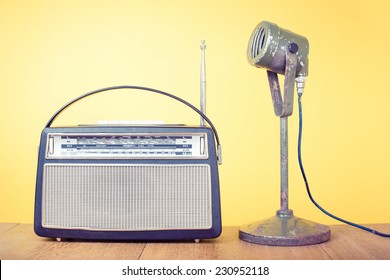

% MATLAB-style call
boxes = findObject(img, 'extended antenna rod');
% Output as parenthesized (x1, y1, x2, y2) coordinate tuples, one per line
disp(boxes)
(199, 40, 222, 165)
(200, 40, 206, 126)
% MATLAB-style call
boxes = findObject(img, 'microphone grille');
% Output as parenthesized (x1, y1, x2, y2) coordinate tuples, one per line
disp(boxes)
(250, 26, 266, 59)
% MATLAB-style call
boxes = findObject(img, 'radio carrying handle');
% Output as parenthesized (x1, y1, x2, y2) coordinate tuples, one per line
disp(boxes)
(45, 85, 222, 164)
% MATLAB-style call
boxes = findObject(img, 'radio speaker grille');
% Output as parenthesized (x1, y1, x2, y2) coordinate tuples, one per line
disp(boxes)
(42, 164, 212, 231)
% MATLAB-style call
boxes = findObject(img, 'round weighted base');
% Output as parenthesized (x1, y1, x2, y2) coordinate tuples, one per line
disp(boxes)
(239, 211, 330, 246)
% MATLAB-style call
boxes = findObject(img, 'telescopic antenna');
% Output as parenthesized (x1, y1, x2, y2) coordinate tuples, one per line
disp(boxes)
(200, 40, 206, 126)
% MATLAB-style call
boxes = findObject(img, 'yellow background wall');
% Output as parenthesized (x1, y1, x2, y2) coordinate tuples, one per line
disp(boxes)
(1, 0, 389, 227)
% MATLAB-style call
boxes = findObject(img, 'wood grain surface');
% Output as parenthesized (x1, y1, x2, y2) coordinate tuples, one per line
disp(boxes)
(1, 223, 389, 260)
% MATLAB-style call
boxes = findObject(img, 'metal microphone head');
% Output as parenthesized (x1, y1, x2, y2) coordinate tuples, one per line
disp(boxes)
(247, 21, 309, 77)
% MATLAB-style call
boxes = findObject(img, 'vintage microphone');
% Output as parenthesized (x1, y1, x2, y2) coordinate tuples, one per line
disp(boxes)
(239, 21, 331, 246)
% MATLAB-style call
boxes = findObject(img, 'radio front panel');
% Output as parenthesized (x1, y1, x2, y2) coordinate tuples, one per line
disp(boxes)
(42, 164, 212, 231)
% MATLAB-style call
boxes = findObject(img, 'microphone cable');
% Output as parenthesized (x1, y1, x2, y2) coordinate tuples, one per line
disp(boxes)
(297, 84, 390, 237)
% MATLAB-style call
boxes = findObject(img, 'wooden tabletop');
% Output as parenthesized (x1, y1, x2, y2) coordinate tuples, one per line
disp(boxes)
(1, 223, 389, 260)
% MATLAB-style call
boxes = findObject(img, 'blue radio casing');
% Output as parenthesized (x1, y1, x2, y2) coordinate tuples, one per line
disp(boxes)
(34, 125, 222, 241)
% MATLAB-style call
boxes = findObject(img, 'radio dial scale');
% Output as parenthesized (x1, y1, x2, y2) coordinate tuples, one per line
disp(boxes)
(46, 133, 207, 159)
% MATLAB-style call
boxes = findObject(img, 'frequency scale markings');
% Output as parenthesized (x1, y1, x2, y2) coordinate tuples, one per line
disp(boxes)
(47, 134, 207, 159)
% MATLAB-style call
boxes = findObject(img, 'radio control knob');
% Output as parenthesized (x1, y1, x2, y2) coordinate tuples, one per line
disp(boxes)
(200, 136, 205, 155)
(48, 137, 54, 155)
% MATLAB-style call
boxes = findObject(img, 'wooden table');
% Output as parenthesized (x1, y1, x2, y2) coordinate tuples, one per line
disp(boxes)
(1, 223, 389, 260)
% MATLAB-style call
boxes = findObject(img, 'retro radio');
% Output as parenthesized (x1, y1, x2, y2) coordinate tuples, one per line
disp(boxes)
(34, 43, 222, 242)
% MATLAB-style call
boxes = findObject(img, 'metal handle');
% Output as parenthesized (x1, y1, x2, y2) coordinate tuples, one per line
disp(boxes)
(44, 85, 222, 164)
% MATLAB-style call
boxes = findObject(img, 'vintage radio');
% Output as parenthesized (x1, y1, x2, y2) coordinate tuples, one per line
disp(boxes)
(34, 83, 222, 242)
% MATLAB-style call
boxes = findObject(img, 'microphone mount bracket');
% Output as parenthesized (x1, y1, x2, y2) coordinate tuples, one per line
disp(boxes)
(267, 44, 298, 118)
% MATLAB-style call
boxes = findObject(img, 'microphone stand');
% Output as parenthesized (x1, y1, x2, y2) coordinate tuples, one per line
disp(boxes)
(239, 45, 330, 246)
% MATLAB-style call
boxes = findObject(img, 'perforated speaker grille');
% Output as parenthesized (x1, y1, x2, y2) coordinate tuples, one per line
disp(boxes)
(42, 164, 212, 231)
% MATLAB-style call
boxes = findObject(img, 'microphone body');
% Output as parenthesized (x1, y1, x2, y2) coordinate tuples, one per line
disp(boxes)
(248, 21, 309, 77)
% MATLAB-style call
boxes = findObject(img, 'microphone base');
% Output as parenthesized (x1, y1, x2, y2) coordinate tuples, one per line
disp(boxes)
(239, 210, 330, 246)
